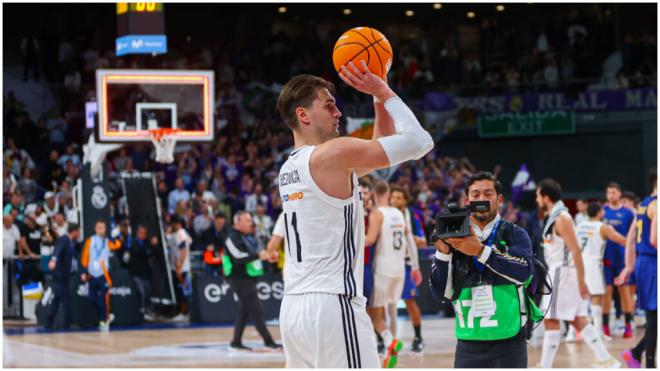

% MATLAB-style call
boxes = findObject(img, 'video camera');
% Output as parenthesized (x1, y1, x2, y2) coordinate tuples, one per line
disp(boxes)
(431, 200, 490, 240)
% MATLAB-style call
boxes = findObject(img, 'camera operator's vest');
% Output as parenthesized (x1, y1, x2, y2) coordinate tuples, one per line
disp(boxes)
(449, 220, 543, 341)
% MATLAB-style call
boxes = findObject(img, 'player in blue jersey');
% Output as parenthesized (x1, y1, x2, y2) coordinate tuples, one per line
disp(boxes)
(618, 168, 656, 368)
(602, 182, 636, 338)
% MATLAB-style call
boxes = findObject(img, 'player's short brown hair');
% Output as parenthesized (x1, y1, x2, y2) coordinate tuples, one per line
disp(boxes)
(358, 178, 373, 191)
(587, 201, 602, 218)
(390, 186, 409, 201)
(537, 178, 562, 202)
(276, 74, 335, 130)
(622, 191, 636, 202)
(374, 180, 390, 197)
(606, 182, 622, 191)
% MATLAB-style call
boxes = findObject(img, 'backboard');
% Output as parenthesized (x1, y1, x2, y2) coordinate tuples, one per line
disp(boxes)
(95, 69, 214, 142)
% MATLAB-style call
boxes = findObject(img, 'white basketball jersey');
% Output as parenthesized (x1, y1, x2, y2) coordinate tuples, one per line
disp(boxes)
(278, 146, 365, 298)
(373, 206, 407, 278)
(543, 211, 574, 269)
(576, 220, 605, 262)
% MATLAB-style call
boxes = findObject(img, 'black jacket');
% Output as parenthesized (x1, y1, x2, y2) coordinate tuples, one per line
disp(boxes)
(127, 237, 154, 279)
(51, 235, 76, 281)
(224, 228, 261, 279)
(202, 226, 226, 253)
(430, 219, 534, 303)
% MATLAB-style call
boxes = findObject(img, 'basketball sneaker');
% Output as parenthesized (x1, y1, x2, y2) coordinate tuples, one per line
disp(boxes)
(264, 341, 283, 350)
(383, 339, 403, 368)
(590, 358, 621, 368)
(620, 349, 641, 368)
(623, 323, 634, 339)
(229, 342, 252, 352)
(411, 337, 425, 353)
(602, 325, 611, 338)
(99, 314, 115, 332)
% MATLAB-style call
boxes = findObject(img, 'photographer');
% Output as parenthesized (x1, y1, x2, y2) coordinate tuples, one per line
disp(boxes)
(429, 171, 535, 368)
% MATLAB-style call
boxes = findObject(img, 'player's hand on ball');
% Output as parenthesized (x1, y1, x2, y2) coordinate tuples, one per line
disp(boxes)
(339, 61, 394, 102)
(411, 268, 423, 287)
(434, 239, 451, 254)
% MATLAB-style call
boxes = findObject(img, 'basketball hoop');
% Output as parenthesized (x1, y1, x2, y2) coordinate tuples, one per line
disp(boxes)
(149, 128, 180, 164)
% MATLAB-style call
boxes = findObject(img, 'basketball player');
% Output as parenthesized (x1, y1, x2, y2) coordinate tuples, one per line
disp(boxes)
(602, 182, 636, 338)
(622, 191, 638, 213)
(576, 201, 627, 340)
(358, 178, 376, 311)
(618, 169, 657, 368)
(276, 61, 434, 367)
(575, 199, 589, 226)
(390, 187, 426, 352)
(365, 181, 421, 368)
(80, 220, 121, 331)
(536, 179, 620, 368)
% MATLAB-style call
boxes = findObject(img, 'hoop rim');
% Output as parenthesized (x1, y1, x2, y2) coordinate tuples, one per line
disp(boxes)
(148, 128, 182, 142)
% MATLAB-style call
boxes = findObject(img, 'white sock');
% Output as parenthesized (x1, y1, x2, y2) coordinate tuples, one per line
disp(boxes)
(541, 330, 561, 368)
(581, 324, 612, 362)
(387, 303, 398, 337)
(380, 329, 393, 347)
(592, 305, 603, 331)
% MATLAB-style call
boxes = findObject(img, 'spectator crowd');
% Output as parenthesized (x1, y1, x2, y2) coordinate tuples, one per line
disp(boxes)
(3, 3, 654, 325)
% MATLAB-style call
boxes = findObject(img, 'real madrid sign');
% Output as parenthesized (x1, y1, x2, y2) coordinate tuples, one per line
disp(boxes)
(81, 163, 113, 240)
(91, 186, 108, 209)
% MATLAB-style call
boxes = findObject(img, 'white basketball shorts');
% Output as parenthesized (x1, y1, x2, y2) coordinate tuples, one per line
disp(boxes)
(583, 259, 606, 296)
(541, 265, 590, 321)
(371, 273, 404, 308)
(280, 292, 381, 368)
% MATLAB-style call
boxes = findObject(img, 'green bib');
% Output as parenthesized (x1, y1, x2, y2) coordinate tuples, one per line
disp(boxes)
(222, 255, 264, 278)
(453, 284, 522, 341)
(246, 259, 264, 277)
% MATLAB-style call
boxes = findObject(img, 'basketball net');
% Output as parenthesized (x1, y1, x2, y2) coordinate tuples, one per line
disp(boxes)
(149, 128, 180, 164)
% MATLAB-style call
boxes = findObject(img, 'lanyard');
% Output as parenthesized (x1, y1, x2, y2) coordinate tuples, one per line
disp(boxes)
(473, 220, 502, 273)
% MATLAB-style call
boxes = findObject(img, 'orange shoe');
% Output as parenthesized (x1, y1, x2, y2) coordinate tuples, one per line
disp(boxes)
(383, 339, 404, 368)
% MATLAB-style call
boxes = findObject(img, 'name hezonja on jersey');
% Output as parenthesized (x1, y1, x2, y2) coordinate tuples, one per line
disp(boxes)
(280, 170, 301, 186)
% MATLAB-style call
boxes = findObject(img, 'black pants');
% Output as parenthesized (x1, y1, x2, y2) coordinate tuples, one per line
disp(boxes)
(89, 276, 110, 322)
(454, 335, 527, 368)
(46, 281, 72, 328)
(229, 277, 273, 345)
(132, 277, 152, 314)
(632, 310, 657, 368)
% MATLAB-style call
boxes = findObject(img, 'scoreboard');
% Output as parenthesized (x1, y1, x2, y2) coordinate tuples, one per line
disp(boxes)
(115, 2, 167, 56)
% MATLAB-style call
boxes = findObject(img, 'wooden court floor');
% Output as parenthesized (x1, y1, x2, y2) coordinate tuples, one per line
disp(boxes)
(4, 317, 644, 368)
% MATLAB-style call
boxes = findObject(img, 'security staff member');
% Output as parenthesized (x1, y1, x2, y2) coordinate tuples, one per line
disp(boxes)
(429, 172, 537, 368)
(224, 210, 281, 351)
(46, 223, 80, 329)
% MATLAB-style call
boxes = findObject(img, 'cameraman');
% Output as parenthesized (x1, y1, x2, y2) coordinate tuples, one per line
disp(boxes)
(429, 171, 534, 368)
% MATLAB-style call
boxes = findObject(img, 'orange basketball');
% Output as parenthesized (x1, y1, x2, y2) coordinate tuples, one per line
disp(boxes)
(333, 26, 393, 80)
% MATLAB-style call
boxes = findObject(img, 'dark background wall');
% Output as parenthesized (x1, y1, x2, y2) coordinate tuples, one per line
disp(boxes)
(437, 118, 656, 199)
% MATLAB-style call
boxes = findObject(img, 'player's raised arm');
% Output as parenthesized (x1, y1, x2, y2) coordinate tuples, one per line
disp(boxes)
(317, 61, 434, 172)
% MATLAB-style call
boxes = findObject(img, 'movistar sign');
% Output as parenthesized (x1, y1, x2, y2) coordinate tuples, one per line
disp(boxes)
(116, 35, 167, 56)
